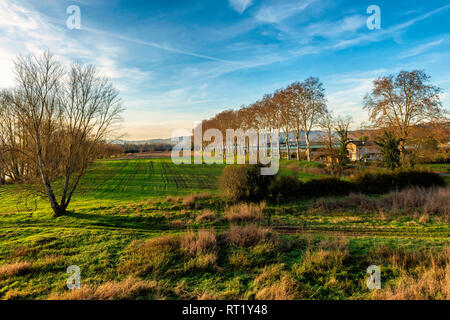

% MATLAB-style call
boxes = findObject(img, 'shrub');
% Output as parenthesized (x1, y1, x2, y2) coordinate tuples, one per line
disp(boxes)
(303, 177, 353, 197)
(352, 170, 445, 194)
(219, 165, 274, 202)
(225, 202, 265, 223)
(269, 175, 302, 200)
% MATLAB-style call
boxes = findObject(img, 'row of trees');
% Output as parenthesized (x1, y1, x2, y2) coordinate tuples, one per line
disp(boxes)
(201, 77, 328, 161)
(200, 70, 448, 166)
(0, 52, 123, 216)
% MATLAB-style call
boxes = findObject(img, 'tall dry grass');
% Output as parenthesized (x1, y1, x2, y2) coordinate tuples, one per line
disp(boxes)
(195, 209, 217, 222)
(0, 262, 32, 278)
(181, 229, 217, 256)
(182, 193, 211, 208)
(118, 235, 180, 275)
(225, 202, 266, 223)
(253, 264, 299, 300)
(315, 187, 449, 221)
(181, 229, 218, 272)
(225, 224, 273, 247)
(373, 247, 450, 300)
(49, 278, 159, 300)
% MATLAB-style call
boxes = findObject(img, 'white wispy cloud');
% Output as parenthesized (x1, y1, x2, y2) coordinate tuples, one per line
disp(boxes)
(255, 0, 316, 24)
(228, 0, 253, 14)
(331, 4, 450, 50)
(400, 39, 446, 58)
(0, 0, 152, 90)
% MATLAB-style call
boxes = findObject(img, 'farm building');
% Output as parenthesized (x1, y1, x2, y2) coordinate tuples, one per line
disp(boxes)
(347, 140, 381, 161)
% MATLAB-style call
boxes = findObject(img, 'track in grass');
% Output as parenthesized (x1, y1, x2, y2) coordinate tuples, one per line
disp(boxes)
(75, 158, 225, 200)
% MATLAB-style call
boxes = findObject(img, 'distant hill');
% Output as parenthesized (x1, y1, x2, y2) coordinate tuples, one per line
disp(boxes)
(113, 138, 178, 145)
(113, 129, 388, 146)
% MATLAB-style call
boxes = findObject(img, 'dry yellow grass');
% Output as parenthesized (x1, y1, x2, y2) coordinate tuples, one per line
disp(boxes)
(182, 193, 211, 208)
(229, 251, 253, 269)
(226, 224, 272, 247)
(48, 278, 159, 300)
(181, 229, 217, 256)
(195, 209, 217, 222)
(315, 187, 450, 222)
(225, 202, 265, 223)
(253, 264, 299, 300)
(0, 262, 32, 278)
(374, 247, 450, 300)
(118, 235, 180, 275)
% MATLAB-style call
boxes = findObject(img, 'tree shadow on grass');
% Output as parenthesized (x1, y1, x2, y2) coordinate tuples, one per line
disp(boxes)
(64, 211, 169, 232)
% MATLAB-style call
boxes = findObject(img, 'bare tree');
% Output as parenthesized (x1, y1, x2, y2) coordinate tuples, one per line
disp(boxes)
(319, 110, 338, 171)
(272, 89, 293, 159)
(335, 115, 352, 173)
(298, 78, 328, 161)
(286, 82, 305, 161)
(5, 52, 123, 216)
(364, 70, 445, 160)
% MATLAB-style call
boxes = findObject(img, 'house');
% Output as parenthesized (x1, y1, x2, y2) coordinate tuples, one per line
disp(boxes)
(347, 141, 381, 161)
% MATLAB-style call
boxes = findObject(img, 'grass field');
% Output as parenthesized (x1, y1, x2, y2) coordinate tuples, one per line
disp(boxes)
(417, 163, 450, 173)
(0, 158, 448, 300)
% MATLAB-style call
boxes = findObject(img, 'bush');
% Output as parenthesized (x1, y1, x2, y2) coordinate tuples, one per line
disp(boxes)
(352, 170, 445, 194)
(269, 175, 302, 200)
(267, 169, 445, 202)
(303, 177, 354, 197)
(219, 165, 274, 202)
(351, 171, 395, 194)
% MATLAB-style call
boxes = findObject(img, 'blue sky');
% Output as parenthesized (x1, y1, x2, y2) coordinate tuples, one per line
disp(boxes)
(0, 0, 449, 139)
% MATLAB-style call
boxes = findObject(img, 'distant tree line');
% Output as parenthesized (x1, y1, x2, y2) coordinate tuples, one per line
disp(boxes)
(122, 143, 173, 154)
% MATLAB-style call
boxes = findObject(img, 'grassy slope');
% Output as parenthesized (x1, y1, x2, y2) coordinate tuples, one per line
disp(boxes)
(0, 158, 448, 300)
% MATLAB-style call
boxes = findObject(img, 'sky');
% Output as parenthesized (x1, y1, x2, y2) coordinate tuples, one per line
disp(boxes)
(0, 0, 449, 139)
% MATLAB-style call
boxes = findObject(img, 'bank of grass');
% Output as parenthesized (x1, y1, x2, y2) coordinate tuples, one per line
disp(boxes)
(0, 158, 449, 300)
(0, 218, 448, 300)
(416, 163, 450, 174)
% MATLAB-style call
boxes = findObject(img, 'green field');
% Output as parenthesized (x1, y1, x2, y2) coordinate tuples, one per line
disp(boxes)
(0, 158, 448, 300)
(417, 163, 450, 173)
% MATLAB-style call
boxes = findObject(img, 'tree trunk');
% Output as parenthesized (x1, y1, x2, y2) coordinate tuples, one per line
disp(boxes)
(296, 130, 301, 161)
(285, 131, 290, 160)
(277, 137, 281, 160)
(35, 135, 64, 217)
(305, 131, 311, 162)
